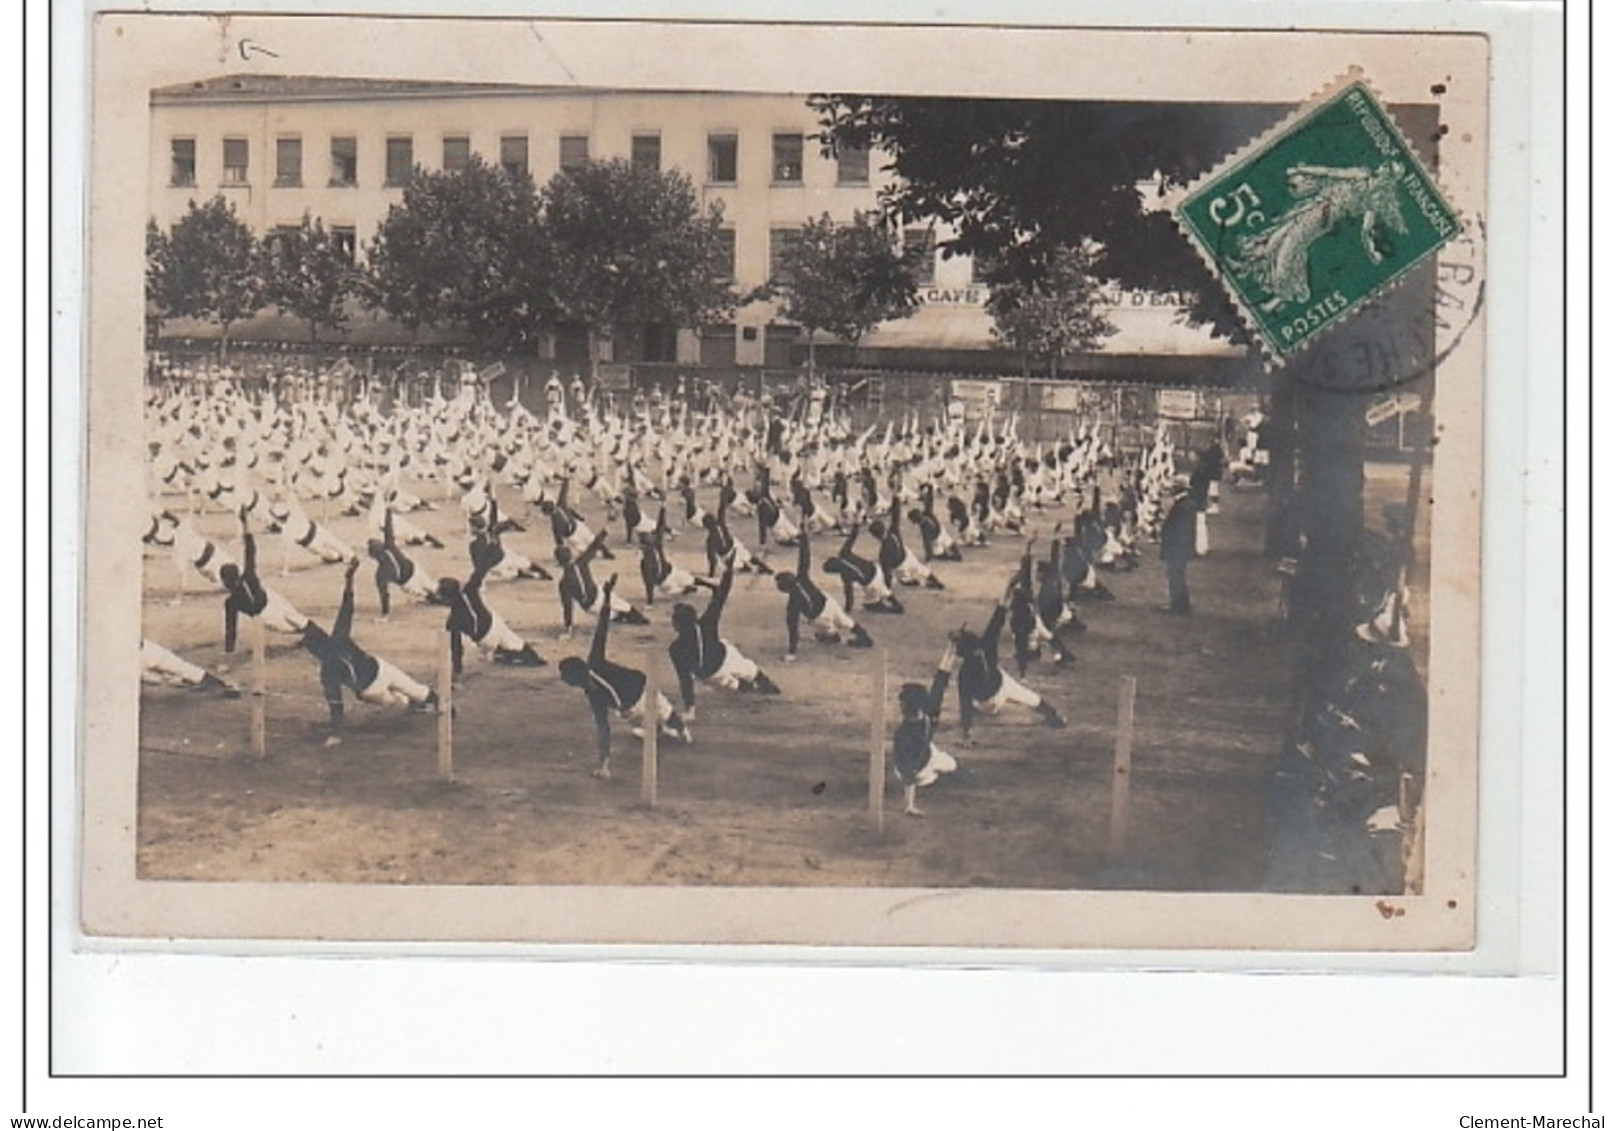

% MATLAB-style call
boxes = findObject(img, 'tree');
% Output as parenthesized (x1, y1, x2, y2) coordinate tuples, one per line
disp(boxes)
(146, 195, 265, 358)
(538, 158, 738, 376)
(767, 211, 919, 373)
(985, 243, 1116, 378)
(812, 95, 1395, 722)
(810, 96, 1286, 337)
(144, 219, 170, 345)
(364, 155, 550, 349)
(261, 212, 356, 343)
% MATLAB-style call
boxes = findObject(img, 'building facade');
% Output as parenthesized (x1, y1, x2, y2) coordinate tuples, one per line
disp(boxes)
(149, 75, 1243, 371)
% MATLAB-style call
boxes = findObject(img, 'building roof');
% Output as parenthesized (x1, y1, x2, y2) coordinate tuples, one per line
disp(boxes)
(150, 73, 595, 105)
(148, 73, 788, 105)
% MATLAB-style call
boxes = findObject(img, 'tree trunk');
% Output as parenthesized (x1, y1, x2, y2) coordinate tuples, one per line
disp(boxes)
(218, 322, 231, 363)
(1288, 381, 1367, 723)
(806, 328, 816, 378)
(1264, 373, 1298, 560)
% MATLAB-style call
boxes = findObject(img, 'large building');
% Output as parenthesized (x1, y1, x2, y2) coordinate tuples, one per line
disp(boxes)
(149, 75, 1245, 373)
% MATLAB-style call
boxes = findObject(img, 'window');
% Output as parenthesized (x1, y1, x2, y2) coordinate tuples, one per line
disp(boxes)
(442, 134, 471, 173)
(707, 133, 738, 183)
(772, 133, 804, 183)
(331, 226, 357, 264)
(715, 228, 736, 281)
(500, 134, 529, 177)
(631, 132, 661, 173)
(222, 138, 249, 185)
(699, 324, 736, 367)
(559, 134, 590, 171)
(274, 137, 302, 187)
(330, 136, 358, 187)
(385, 136, 413, 186)
(769, 227, 802, 282)
(641, 324, 677, 363)
(836, 145, 870, 185)
(169, 138, 196, 187)
(904, 227, 937, 286)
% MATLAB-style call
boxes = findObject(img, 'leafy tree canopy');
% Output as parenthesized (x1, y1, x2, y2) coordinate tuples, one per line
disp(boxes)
(769, 211, 919, 355)
(986, 243, 1115, 375)
(147, 195, 264, 344)
(539, 158, 738, 340)
(364, 155, 549, 348)
(810, 97, 1286, 339)
(262, 212, 355, 343)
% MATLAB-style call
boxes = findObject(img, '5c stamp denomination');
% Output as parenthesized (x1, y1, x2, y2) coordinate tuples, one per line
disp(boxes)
(1176, 74, 1462, 363)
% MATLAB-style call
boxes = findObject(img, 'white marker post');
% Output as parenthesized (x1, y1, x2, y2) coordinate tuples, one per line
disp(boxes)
(1109, 675, 1137, 860)
(641, 679, 659, 807)
(249, 615, 267, 760)
(436, 630, 454, 782)
(868, 648, 887, 835)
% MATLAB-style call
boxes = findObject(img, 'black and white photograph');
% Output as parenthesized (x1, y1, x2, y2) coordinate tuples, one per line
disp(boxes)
(76, 13, 1493, 952)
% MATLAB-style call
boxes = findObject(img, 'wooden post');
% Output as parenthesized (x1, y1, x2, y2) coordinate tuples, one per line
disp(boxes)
(248, 615, 267, 760)
(641, 679, 659, 807)
(868, 648, 887, 834)
(436, 630, 454, 782)
(1108, 675, 1137, 859)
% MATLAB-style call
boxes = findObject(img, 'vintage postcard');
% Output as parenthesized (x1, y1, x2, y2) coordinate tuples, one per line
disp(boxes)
(76, 14, 1490, 951)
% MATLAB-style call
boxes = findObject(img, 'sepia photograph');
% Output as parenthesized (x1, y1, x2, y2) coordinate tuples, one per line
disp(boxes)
(77, 13, 1491, 950)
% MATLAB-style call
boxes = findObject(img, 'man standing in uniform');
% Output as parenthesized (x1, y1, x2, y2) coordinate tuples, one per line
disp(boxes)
(1160, 476, 1199, 615)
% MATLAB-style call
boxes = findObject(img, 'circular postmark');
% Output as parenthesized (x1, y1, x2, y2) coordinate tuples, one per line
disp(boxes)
(1278, 216, 1485, 396)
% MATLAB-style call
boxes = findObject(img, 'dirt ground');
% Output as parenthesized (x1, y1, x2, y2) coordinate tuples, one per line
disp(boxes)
(136, 464, 1426, 892)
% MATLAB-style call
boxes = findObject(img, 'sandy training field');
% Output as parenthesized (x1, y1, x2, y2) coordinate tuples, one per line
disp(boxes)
(137, 477, 1323, 893)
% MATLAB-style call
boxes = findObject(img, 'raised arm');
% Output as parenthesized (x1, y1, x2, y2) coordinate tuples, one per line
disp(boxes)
(559, 574, 577, 633)
(589, 693, 612, 766)
(333, 558, 360, 642)
(785, 597, 802, 656)
(466, 558, 492, 599)
(589, 575, 616, 665)
(982, 601, 1008, 670)
(837, 523, 861, 561)
(926, 643, 955, 719)
(704, 558, 734, 627)
(579, 527, 608, 569)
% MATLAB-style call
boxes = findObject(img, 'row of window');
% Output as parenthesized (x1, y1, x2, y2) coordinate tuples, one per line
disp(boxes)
(261, 222, 943, 286)
(169, 131, 869, 190)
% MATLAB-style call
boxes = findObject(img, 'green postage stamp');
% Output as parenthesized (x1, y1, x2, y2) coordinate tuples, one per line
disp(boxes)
(1175, 73, 1462, 363)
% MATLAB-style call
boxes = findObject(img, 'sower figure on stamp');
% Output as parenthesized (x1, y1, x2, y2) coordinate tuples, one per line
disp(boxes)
(953, 580, 1068, 742)
(668, 554, 781, 721)
(1160, 476, 1199, 615)
(302, 559, 439, 746)
(558, 573, 692, 782)
(893, 643, 960, 818)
